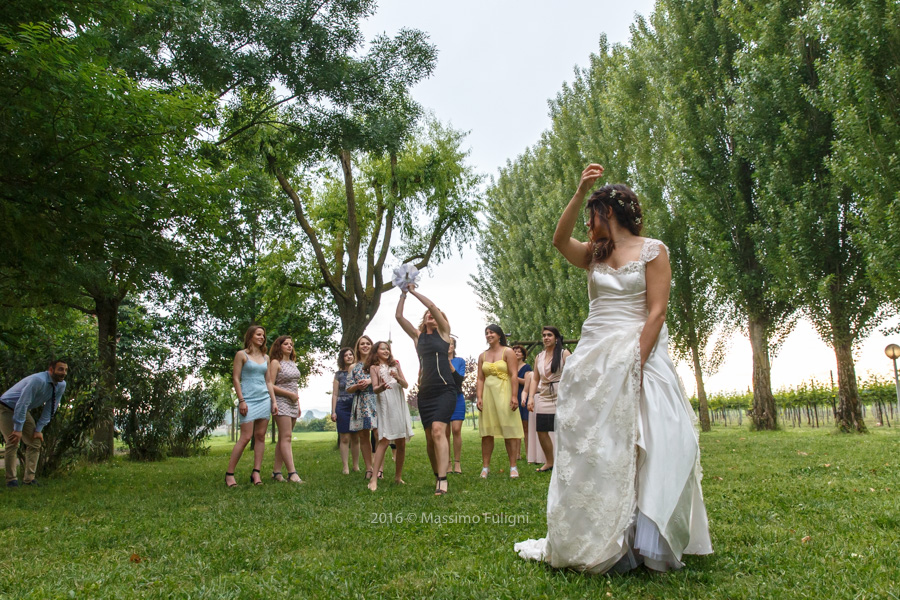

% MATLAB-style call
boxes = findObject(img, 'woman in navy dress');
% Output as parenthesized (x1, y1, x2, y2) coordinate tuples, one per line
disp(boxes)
(331, 347, 361, 474)
(512, 345, 533, 460)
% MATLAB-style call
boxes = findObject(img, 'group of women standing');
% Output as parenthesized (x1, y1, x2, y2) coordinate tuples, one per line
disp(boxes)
(225, 327, 304, 487)
(474, 325, 569, 478)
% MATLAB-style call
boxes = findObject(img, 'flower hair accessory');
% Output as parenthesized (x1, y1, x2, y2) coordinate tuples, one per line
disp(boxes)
(391, 263, 420, 292)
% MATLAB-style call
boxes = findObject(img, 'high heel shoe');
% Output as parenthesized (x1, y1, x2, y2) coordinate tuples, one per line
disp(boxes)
(250, 468, 263, 485)
(287, 471, 304, 483)
(434, 476, 448, 496)
(271, 471, 284, 482)
(225, 472, 237, 488)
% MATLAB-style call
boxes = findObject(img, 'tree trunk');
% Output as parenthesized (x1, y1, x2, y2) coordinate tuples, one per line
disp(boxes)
(338, 297, 376, 348)
(690, 343, 711, 432)
(748, 318, 777, 430)
(834, 340, 866, 433)
(93, 296, 120, 460)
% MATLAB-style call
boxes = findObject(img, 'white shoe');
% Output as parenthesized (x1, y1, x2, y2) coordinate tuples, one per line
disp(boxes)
(480, 467, 489, 479)
(509, 466, 519, 479)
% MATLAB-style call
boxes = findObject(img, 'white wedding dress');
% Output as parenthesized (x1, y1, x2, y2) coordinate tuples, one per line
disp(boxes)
(514, 238, 712, 573)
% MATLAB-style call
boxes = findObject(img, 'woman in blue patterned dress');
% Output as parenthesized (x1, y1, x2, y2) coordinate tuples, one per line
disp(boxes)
(331, 347, 361, 474)
(346, 335, 377, 479)
(225, 325, 277, 487)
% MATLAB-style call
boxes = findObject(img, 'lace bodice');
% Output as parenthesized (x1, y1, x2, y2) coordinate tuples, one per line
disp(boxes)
(588, 238, 667, 302)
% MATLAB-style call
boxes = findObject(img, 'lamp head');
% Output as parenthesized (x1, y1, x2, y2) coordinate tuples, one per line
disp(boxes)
(886, 343, 900, 360)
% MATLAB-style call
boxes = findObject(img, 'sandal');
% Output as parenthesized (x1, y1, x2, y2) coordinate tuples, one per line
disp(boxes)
(250, 469, 263, 486)
(480, 467, 489, 479)
(271, 471, 284, 482)
(453, 461, 462, 474)
(377, 469, 384, 480)
(536, 465, 553, 473)
(509, 466, 519, 479)
(434, 476, 448, 496)
(225, 472, 238, 488)
(287, 471, 304, 484)
(364, 469, 373, 481)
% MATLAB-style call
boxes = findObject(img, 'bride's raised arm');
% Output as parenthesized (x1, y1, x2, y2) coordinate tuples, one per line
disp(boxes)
(553, 163, 604, 270)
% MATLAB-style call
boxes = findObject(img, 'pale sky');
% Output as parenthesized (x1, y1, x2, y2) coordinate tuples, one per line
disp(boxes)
(299, 0, 900, 413)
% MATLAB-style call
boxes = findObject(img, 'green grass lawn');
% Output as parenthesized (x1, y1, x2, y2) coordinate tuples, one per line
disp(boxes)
(2, 426, 899, 599)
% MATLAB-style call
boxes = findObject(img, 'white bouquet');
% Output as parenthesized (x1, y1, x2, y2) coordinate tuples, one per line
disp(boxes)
(391, 263, 420, 291)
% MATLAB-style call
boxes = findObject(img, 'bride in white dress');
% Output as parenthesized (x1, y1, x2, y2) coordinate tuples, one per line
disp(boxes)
(514, 164, 712, 573)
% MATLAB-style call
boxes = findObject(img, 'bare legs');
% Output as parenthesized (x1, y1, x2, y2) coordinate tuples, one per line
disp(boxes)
(226, 419, 268, 485)
(423, 421, 450, 494)
(368, 437, 407, 491)
(273, 416, 301, 482)
(505, 438, 520, 469)
(480, 435, 520, 474)
(446, 420, 463, 473)
(339, 432, 360, 474)
(357, 429, 373, 477)
(521, 418, 529, 459)
(537, 431, 554, 470)
(481, 435, 493, 471)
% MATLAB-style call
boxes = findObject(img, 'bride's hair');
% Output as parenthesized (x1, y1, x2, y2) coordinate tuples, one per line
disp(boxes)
(586, 184, 643, 262)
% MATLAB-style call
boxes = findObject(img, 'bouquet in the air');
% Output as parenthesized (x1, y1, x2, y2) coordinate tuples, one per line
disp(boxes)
(391, 263, 420, 292)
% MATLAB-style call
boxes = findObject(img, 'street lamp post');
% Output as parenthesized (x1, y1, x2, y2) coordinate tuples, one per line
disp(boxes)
(885, 344, 900, 410)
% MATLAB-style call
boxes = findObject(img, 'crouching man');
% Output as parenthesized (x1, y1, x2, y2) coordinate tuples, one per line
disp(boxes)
(0, 359, 67, 487)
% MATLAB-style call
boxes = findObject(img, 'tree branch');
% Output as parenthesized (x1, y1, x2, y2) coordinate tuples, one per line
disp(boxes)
(339, 150, 365, 303)
(268, 155, 347, 302)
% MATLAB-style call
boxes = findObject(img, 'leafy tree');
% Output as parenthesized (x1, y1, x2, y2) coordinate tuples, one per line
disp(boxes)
(475, 37, 632, 341)
(650, 0, 799, 430)
(807, 0, 900, 304)
(0, 7, 218, 457)
(171, 148, 338, 379)
(724, 0, 894, 431)
(259, 115, 481, 346)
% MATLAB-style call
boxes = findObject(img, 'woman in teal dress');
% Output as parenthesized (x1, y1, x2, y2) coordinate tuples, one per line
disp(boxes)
(225, 325, 277, 487)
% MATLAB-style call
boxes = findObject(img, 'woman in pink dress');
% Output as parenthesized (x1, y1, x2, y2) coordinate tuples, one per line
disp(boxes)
(527, 326, 570, 473)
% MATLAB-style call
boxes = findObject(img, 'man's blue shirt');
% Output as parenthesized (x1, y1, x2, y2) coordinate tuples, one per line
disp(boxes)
(0, 372, 64, 432)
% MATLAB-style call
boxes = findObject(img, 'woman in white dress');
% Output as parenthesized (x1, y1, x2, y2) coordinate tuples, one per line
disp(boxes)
(366, 341, 413, 492)
(515, 164, 712, 573)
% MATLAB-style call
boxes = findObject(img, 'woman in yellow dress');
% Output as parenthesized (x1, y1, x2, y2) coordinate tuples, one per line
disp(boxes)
(476, 324, 522, 478)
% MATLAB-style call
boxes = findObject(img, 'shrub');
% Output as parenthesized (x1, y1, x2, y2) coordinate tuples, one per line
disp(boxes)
(116, 365, 181, 461)
(170, 385, 225, 457)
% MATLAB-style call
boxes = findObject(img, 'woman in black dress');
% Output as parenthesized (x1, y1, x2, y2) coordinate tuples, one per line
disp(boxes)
(396, 283, 455, 495)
